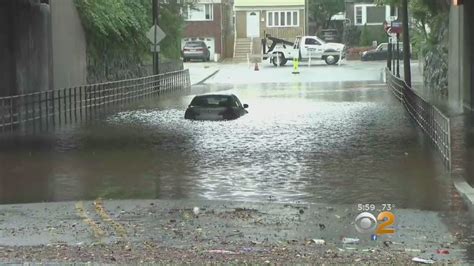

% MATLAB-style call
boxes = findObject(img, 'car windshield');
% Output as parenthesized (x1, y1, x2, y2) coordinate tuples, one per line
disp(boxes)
(190, 95, 234, 107)
(185, 42, 203, 47)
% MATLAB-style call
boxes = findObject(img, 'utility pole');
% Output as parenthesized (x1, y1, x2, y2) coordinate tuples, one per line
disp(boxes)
(401, 0, 411, 86)
(305, 0, 309, 35)
(396, 33, 400, 78)
(152, 0, 160, 75)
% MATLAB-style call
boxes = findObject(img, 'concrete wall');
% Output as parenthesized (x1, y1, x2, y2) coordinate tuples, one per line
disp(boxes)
(15, 0, 52, 94)
(448, 3, 472, 111)
(0, 1, 16, 96)
(50, 0, 87, 89)
(0, 0, 52, 96)
(468, 1, 474, 110)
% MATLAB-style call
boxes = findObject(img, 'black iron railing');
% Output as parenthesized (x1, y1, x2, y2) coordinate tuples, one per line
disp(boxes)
(386, 68, 451, 169)
(0, 69, 190, 134)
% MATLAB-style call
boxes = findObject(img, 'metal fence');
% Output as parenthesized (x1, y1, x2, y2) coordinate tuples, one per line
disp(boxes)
(386, 68, 451, 169)
(0, 69, 190, 135)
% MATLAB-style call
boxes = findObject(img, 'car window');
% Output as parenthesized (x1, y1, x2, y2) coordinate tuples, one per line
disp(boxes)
(191, 96, 234, 107)
(379, 44, 388, 51)
(305, 38, 320, 45)
(233, 96, 242, 107)
(185, 42, 204, 48)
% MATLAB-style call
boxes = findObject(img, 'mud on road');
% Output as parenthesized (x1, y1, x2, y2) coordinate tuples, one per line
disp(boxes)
(0, 199, 469, 263)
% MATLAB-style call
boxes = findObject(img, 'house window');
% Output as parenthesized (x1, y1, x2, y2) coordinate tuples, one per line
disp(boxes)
(355, 6, 363, 25)
(354, 4, 393, 26)
(267, 11, 299, 27)
(204, 4, 212, 20)
(184, 4, 213, 21)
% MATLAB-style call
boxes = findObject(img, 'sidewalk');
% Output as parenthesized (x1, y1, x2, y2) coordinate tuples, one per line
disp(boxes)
(184, 62, 220, 85)
(397, 61, 474, 206)
(205, 60, 387, 84)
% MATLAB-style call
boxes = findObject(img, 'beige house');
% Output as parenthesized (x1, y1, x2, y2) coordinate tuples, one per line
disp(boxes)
(232, 0, 306, 61)
(234, 0, 306, 41)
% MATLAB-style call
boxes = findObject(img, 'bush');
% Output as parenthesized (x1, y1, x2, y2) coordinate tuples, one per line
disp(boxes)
(342, 25, 361, 47)
(359, 24, 371, 46)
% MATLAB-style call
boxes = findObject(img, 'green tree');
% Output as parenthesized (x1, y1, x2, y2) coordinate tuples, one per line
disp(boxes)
(74, 0, 193, 82)
(359, 24, 371, 46)
(308, 0, 345, 33)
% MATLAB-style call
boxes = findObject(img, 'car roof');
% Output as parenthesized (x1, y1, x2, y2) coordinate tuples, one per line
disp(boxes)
(194, 94, 236, 97)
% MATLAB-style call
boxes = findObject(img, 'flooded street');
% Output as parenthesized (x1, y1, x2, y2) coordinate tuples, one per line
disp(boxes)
(0, 80, 454, 210)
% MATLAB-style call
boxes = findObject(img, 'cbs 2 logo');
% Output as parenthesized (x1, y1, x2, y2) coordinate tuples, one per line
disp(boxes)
(355, 211, 396, 235)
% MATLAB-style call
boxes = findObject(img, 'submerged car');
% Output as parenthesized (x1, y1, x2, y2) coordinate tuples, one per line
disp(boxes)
(184, 94, 249, 121)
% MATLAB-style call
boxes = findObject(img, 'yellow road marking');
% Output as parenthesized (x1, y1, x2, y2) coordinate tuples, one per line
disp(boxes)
(75, 201, 105, 239)
(93, 198, 128, 239)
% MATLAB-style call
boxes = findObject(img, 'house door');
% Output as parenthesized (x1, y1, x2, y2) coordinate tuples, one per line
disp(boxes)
(246, 11, 260, 38)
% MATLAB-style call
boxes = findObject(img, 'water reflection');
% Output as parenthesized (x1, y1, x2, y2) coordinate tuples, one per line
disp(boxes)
(0, 82, 452, 210)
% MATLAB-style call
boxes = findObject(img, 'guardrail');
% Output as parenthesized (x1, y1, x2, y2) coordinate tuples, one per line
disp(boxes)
(386, 68, 451, 169)
(0, 69, 190, 135)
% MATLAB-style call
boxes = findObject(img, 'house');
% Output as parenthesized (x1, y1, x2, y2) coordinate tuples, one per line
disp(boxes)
(234, 0, 306, 40)
(232, 0, 306, 61)
(345, 0, 396, 28)
(344, 0, 397, 46)
(182, 0, 233, 61)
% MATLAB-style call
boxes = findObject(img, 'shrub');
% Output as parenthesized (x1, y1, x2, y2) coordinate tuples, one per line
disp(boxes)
(359, 24, 371, 46)
(342, 25, 361, 47)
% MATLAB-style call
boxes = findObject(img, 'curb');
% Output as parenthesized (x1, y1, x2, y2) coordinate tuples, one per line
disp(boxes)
(195, 69, 220, 85)
(453, 175, 474, 207)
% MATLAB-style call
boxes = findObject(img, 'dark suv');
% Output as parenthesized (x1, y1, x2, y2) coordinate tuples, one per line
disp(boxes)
(182, 41, 211, 62)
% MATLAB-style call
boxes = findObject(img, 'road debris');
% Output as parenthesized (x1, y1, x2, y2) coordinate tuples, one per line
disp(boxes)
(311, 239, 326, 245)
(208, 249, 238, 255)
(342, 238, 359, 244)
(412, 257, 435, 264)
(193, 207, 200, 216)
(436, 249, 449, 255)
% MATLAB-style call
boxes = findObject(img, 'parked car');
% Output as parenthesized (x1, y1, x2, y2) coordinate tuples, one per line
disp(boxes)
(182, 41, 211, 62)
(184, 94, 249, 121)
(361, 43, 410, 61)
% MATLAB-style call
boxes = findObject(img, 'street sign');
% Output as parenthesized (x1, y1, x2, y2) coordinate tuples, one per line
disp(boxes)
(390, 21, 403, 34)
(150, 44, 160, 53)
(147, 24, 166, 45)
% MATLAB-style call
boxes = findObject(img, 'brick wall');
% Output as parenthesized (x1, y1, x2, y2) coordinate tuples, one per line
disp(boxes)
(183, 4, 223, 54)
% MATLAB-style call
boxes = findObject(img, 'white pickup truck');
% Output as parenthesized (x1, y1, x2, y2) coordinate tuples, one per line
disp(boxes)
(263, 35, 346, 66)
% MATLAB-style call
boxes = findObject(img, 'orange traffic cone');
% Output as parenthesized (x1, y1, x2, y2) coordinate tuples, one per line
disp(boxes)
(254, 62, 259, 71)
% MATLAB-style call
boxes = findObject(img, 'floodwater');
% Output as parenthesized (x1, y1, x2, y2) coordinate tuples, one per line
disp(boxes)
(0, 82, 456, 210)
